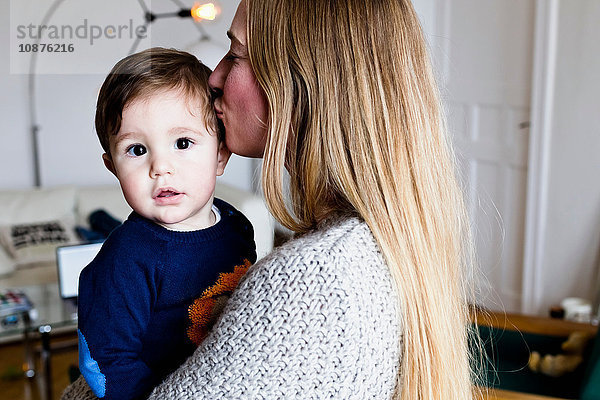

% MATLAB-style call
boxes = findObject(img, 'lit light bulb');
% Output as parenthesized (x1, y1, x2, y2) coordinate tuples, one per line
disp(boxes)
(191, 2, 219, 21)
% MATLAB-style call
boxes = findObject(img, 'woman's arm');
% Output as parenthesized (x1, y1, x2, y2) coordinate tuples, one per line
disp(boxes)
(148, 220, 400, 399)
(61, 219, 400, 400)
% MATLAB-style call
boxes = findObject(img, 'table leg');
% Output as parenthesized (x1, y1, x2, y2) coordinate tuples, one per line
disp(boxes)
(39, 324, 52, 400)
(22, 312, 36, 399)
(22, 312, 35, 377)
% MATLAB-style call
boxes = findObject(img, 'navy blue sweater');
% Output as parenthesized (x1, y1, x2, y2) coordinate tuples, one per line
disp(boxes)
(77, 198, 256, 400)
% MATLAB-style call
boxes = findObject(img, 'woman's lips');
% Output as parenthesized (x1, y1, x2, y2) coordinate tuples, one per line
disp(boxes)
(214, 106, 224, 119)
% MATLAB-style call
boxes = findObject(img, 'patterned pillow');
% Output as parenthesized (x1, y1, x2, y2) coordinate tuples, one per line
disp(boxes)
(0, 219, 78, 266)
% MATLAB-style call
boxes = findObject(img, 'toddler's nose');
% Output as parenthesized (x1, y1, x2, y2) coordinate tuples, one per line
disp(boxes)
(149, 154, 174, 177)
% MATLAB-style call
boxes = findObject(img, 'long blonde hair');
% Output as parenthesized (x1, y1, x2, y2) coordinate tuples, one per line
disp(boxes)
(247, 0, 478, 398)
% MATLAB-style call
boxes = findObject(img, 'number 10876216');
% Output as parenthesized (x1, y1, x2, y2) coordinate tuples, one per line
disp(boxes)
(19, 43, 74, 52)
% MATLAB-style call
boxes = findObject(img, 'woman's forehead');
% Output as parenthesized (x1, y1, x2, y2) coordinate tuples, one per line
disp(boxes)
(229, 0, 248, 46)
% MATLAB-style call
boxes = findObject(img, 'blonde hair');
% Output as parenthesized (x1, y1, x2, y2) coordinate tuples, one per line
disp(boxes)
(247, 0, 480, 398)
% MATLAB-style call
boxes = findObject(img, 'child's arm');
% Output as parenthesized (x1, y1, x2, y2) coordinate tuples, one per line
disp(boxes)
(77, 252, 157, 400)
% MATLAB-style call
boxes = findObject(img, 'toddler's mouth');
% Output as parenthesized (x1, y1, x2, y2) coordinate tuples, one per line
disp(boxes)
(157, 190, 180, 198)
(153, 188, 183, 205)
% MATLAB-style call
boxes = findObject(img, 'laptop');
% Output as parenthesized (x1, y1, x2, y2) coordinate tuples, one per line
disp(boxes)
(56, 242, 103, 313)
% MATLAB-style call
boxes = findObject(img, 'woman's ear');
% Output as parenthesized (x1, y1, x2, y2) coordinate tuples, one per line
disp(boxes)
(102, 153, 117, 177)
(216, 142, 232, 176)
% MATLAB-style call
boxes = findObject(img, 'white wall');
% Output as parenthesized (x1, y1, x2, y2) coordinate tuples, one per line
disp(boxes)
(539, 0, 600, 313)
(414, 0, 600, 315)
(0, 0, 259, 191)
(0, 2, 33, 189)
(3, 0, 599, 313)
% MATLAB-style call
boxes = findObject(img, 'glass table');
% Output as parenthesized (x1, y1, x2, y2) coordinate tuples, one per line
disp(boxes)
(0, 281, 78, 400)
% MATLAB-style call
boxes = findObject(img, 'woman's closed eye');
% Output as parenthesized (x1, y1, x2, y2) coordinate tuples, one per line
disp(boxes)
(224, 51, 240, 62)
(126, 144, 147, 157)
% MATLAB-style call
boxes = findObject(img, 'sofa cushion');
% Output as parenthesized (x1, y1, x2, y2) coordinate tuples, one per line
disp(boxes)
(0, 186, 77, 225)
(0, 218, 79, 267)
(76, 185, 131, 227)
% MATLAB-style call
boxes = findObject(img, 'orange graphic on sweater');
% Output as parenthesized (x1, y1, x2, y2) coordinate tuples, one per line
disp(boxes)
(187, 259, 252, 345)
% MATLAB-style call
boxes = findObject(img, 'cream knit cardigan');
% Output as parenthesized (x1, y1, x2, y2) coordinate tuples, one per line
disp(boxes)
(62, 216, 401, 399)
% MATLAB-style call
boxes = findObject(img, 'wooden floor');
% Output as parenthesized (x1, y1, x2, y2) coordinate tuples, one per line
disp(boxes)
(0, 333, 78, 400)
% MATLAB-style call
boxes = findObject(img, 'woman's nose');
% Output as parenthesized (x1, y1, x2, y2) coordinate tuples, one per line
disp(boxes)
(208, 58, 226, 97)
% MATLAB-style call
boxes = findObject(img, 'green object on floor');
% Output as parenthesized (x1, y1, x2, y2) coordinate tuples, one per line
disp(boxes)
(474, 324, 592, 398)
(580, 333, 600, 400)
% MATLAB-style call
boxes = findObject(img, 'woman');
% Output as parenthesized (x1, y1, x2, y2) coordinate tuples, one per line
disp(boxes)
(63, 0, 478, 398)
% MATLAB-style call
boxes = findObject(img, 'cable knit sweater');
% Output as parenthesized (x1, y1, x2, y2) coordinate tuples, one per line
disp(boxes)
(61, 216, 402, 400)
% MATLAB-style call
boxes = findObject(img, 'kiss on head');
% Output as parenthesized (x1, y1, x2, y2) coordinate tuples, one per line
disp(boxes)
(63, 1, 481, 399)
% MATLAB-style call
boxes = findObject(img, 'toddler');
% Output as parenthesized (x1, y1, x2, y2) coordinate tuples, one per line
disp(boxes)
(77, 47, 256, 400)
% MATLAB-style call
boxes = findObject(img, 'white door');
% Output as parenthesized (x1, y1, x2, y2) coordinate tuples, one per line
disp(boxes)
(415, 0, 536, 312)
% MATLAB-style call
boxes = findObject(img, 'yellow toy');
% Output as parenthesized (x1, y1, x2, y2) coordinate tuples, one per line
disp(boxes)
(529, 331, 594, 377)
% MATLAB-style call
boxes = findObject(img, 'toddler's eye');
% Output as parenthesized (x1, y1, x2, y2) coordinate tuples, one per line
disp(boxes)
(126, 144, 146, 157)
(176, 138, 192, 150)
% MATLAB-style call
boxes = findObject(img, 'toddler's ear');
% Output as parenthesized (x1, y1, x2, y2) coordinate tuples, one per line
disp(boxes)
(216, 142, 231, 176)
(102, 153, 117, 176)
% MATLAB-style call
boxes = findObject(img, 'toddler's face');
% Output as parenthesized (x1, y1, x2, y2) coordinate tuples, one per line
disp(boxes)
(103, 89, 230, 231)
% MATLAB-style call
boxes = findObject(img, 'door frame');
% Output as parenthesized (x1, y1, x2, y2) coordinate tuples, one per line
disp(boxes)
(422, 0, 557, 314)
(521, 0, 559, 315)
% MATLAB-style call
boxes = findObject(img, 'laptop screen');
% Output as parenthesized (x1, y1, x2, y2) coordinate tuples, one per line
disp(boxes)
(56, 242, 103, 299)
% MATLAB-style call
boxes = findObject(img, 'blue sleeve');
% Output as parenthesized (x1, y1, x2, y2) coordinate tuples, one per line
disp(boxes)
(77, 245, 157, 400)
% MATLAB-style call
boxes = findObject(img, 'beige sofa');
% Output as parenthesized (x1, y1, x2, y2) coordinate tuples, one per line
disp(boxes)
(0, 183, 274, 287)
